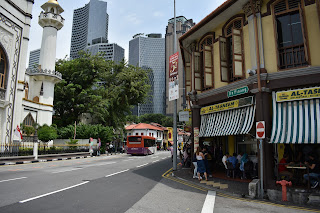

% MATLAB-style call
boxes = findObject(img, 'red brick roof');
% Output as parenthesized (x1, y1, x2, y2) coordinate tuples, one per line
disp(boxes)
(125, 123, 164, 131)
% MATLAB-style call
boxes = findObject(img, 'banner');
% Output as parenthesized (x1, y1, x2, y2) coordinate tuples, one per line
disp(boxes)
(14, 125, 23, 140)
(169, 52, 179, 101)
(276, 87, 320, 102)
(200, 96, 254, 115)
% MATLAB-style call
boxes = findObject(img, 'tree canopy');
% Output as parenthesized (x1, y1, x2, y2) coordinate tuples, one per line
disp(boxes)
(53, 52, 150, 128)
(126, 113, 174, 127)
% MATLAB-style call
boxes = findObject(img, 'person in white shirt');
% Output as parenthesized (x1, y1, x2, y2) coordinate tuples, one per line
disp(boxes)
(237, 152, 243, 163)
(222, 152, 230, 169)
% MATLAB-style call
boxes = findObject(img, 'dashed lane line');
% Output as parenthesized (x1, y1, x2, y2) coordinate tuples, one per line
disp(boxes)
(105, 169, 129, 178)
(136, 163, 149, 168)
(19, 181, 89, 203)
(52, 168, 83, 174)
(0, 177, 27, 183)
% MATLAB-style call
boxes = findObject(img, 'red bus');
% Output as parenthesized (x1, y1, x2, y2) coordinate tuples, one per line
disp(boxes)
(126, 136, 156, 155)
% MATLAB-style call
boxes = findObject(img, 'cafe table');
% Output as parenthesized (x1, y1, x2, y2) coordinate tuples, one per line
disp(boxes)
(286, 164, 310, 188)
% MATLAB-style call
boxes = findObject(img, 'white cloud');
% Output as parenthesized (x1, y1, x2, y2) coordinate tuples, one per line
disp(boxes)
(153, 11, 164, 17)
(125, 13, 142, 25)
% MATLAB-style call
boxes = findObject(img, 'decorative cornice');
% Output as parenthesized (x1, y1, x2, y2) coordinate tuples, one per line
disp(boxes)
(5, 0, 32, 19)
(242, 0, 262, 17)
(23, 98, 53, 107)
(26, 68, 62, 80)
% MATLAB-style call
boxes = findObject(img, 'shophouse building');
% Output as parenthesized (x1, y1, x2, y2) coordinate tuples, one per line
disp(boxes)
(179, 0, 320, 190)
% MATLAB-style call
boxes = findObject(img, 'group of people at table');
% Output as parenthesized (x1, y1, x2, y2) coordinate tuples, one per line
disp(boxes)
(278, 152, 320, 189)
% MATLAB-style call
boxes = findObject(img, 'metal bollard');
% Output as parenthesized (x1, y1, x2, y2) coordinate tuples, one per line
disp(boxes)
(276, 180, 292, 201)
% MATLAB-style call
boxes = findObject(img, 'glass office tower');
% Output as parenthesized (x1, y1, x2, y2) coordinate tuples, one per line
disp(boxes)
(129, 34, 165, 116)
(70, 0, 109, 59)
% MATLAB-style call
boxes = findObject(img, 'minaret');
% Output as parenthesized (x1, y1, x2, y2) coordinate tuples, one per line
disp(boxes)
(38, 0, 64, 107)
(26, 0, 64, 125)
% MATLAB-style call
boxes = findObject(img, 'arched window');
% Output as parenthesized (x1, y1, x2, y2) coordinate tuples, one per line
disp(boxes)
(23, 113, 35, 127)
(273, 0, 309, 70)
(220, 18, 245, 82)
(0, 47, 7, 89)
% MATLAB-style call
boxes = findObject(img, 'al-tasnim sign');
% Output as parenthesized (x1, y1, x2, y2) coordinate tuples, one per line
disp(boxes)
(276, 87, 320, 102)
(201, 100, 239, 115)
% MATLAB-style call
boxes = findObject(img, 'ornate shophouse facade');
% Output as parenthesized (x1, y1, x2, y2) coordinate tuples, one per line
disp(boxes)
(179, 0, 320, 189)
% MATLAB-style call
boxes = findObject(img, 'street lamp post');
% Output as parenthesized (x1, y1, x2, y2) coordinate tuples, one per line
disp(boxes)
(172, 0, 178, 171)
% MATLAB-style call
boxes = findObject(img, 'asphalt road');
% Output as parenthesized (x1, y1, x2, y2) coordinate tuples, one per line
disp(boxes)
(0, 152, 316, 213)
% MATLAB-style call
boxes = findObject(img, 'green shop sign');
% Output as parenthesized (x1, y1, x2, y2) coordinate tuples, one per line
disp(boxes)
(227, 86, 249, 98)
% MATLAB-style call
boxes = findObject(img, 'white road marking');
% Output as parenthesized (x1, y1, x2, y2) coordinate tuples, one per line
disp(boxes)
(105, 169, 129, 177)
(162, 157, 166, 160)
(123, 159, 134, 162)
(201, 191, 216, 213)
(19, 181, 89, 203)
(0, 177, 27, 183)
(152, 160, 159, 163)
(151, 156, 158, 159)
(52, 168, 83, 174)
(136, 163, 149, 168)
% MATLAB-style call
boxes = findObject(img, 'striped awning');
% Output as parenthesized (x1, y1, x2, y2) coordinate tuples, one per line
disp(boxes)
(199, 105, 255, 137)
(270, 92, 320, 144)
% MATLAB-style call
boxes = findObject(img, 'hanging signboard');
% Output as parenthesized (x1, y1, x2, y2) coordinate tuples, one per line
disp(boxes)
(200, 96, 254, 115)
(227, 86, 249, 98)
(276, 87, 320, 102)
(179, 111, 189, 122)
(169, 52, 179, 101)
(194, 127, 199, 153)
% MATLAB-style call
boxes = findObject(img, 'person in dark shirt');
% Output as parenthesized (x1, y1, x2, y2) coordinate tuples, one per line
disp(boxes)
(304, 153, 320, 188)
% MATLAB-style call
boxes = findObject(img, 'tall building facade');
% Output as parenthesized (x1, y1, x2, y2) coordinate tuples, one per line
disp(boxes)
(70, 0, 109, 59)
(165, 16, 194, 116)
(85, 43, 124, 64)
(129, 34, 165, 116)
(28, 49, 40, 69)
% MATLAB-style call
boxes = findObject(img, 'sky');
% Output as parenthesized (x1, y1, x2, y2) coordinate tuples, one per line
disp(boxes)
(27, 0, 226, 65)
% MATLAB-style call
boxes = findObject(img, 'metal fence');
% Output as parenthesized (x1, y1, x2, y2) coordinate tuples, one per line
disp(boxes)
(0, 142, 90, 157)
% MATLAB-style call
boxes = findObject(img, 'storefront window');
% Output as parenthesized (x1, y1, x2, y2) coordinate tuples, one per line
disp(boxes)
(236, 134, 257, 156)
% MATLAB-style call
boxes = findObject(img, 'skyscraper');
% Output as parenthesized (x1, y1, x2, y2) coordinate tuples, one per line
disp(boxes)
(70, 0, 109, 59)
(85, 43, 125, 64)
(165, 16, 194, 116)
(129, 34, 165, 116)
(28, 49, 40, 69)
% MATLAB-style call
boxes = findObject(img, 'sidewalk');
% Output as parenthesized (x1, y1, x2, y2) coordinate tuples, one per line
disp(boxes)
(0, 152, 125, 166)
(172, 164, 249, 197)
(171, 163, 320, 211)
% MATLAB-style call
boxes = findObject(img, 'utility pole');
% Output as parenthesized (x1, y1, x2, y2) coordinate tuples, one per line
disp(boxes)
(172, 0, 178, 171)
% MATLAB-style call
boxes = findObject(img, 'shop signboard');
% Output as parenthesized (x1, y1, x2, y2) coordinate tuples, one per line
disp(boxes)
(169, 52, 179, 101)
(276, 87, 320, 102)
(227, 86, 249, 98)
(200, 96, 254, 115)
(179, 111, 189, 122)
(256, 121, 265, 139)
(194, 127, 199, 153)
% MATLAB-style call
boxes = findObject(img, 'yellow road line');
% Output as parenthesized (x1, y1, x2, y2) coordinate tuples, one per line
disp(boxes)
(162, 168, 320, 213)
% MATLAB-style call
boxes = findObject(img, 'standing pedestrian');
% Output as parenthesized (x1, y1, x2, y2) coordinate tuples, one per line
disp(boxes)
(97, 138, 101, 156)
(89, 137, 94, 156)
(192, 153, 198, 179)
(196, 147, 208, 181)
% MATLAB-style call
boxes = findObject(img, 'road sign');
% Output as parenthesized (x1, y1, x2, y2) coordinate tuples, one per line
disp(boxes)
(256, 121, 265, 139)
(227, 86, 249, 98)
(179, 111, 189, 122)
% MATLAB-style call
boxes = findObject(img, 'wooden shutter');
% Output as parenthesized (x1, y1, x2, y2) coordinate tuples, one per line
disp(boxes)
(299, 3, 309, 63)
(232, 29, 244, 78)
(193, 52, 202, 91)
(219, 36, 229, 82)
(185, 62, 192, 93)
(203, 45, 214, 88)
(317, 0, 320, 31)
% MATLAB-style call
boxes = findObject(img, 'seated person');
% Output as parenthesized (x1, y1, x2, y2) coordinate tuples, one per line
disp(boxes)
(304, 152, 320, 188)
(278, 153, 293, 179)
(227, 153, 238, 168)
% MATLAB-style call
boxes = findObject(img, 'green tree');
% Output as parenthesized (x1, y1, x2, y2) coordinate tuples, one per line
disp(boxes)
(125, 115, 140, 124)
(53, 52, 150, 128)
(38, 124, 58, 142)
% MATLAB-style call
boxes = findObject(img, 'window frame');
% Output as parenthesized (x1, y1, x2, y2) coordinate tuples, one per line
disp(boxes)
(272, 0, 310, 70)
(0, 46, 8, 90)
(220, 17, 245, 83)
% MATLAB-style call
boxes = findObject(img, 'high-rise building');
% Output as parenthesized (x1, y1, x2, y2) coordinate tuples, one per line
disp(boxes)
(70, 0, 109, 59)
(129, 34, 165, 116)
(85, 43, 124, 64)
(165, 16, 194, 116)
(28, 49, 40, 69)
